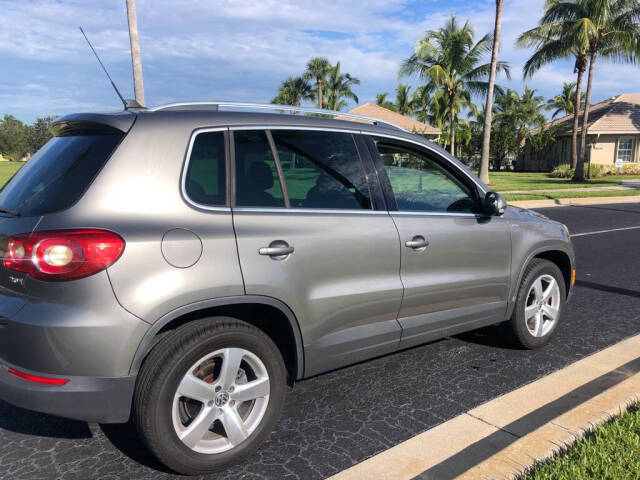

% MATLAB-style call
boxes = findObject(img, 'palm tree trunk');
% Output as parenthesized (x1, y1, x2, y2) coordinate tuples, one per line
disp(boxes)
(318, 78, 323, 109)
(574, 49, 597, 181)
(570, 63, 584, 170)
(479, 0, 503, 184)
(126, 0, 145, 106)
(449, 99, 456, 155)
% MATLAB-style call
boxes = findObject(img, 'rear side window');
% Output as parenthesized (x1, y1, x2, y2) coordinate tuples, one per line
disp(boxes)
(272, 130, 371, 210)
(185, 131, 226, 206)
(0, 131, 123, 216)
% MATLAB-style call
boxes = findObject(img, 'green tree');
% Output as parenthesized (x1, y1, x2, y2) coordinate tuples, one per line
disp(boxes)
(400, 16, 510, 155)
(0, 115, 30, 161)
(546, 82, 585, 118)
(375, 93, 396, 111)
(304, 57, 332, 109)
(325, 62, 360, 111)
(410, 85, 433, 123)
(28, 116, 55, 152)
(271, 76, 314, 107)
(519, 0, 640, 180)
(394, 84, 413, 115)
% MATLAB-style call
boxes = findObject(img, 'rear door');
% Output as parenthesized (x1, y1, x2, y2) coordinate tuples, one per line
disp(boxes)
(230, 128, 403, 377)
(368, 136, 511, 348)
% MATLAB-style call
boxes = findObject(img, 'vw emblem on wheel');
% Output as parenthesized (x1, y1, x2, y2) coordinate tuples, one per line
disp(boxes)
(214, 391, 229, 407)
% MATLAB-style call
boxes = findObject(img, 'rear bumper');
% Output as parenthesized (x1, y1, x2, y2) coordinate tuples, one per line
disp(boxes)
(0, 358, 135, 423)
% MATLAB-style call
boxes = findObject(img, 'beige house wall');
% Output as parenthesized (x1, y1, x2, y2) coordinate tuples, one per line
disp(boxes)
(590, 135, 617, 164)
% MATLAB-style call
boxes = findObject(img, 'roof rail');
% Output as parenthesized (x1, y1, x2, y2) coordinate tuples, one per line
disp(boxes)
(148, 101, 405, 131)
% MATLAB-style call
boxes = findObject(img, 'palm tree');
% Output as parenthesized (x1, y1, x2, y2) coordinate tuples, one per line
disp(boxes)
(126, 0, 145, 106)
(479, 0, 504, 184)
(304, 57, 332, 109)
(394, 84, 413, 115)
(494, 87, 546, 162)
(325, 62, 360, 111)
(410, 85, 433, 123)
(519, 0, 640, 180)
(547, 82, 585, 118)
(376, 93, 396, 111)
(400, 16, 510, 155)
(271, 77, 314, 107)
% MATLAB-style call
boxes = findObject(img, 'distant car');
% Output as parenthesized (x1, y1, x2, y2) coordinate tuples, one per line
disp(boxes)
(0, 103, 574, 475)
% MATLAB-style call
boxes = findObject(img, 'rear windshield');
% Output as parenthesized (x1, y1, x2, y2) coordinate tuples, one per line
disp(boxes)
(0, 132, 123, 217)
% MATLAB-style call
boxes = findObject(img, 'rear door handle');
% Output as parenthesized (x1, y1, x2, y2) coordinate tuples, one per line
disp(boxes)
(259, 240, 294, 259)
(405, 236, 429, 251)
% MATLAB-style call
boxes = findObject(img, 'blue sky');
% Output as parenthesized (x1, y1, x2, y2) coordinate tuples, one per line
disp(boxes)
(1, 0, 637, 123)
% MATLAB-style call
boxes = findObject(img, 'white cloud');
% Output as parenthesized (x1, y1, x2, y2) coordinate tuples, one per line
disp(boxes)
(0, 0, 638, 122)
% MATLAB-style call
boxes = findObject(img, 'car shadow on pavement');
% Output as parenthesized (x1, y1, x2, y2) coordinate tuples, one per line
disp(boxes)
(575, 280, 640, 299)
(99, 421, 174, 474)
(454, 325, 522, 350)
(0, 400, 92, 439)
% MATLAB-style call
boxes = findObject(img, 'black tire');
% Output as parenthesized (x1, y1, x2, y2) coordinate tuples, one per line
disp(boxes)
(504, 259, 566, 349)
(133, 317, 286, 475)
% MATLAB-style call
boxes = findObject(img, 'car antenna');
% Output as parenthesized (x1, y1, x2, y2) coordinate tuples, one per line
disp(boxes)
(79, 26, 143, 110)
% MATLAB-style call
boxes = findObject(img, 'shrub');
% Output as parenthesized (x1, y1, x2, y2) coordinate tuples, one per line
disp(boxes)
(622, 163, 640, 175)
(587, 164, 604, 178)
(550, 164, 574, 178)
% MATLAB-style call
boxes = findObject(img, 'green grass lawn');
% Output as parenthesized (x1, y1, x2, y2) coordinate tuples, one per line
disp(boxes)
(0, 162, 23, 187)
(489, 171, 640, 192)
(504, 189, 640, 202)
(521, 406, 640, 480)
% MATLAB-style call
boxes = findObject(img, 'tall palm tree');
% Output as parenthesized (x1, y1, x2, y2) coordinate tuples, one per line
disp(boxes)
(547, 82, 585, 118)
(400, 16, 510, 155)
(394, 84, 413, 115)
(480, 0, 504, 184)
(304, 57, 332, 109)
(271, 77, 314, 108)
(126, 0, 144, 106)
(376, 93, 396, 111)
(519, 0, 640, 180)
(325, 62, 360, 111)
(410, 85, 433, 123)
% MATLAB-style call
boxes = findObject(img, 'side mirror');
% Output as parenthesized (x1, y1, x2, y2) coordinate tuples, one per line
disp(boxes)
(484, 191, 506, 216)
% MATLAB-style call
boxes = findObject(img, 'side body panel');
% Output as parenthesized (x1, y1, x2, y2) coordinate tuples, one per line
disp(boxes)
(233, 209, 403, 377)
(391, 213, 511, 347)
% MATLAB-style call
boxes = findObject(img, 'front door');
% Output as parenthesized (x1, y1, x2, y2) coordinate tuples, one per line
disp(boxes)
(231, 128, 404, 376)
(370, 137, 511, 348)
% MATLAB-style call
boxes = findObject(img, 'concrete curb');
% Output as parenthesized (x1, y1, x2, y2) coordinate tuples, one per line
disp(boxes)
(509, 195, 640, 209)
(329, 334, 640, 480)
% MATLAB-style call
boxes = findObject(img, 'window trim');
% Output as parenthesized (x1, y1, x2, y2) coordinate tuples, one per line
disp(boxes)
(368, 136, 485, 216)
(181, 126, 231, 212)
(617, 136, 635, 163)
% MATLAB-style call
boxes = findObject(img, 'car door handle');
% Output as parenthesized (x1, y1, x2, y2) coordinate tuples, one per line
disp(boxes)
(259, 241, 294, 259)
(405, 236, 429, 250)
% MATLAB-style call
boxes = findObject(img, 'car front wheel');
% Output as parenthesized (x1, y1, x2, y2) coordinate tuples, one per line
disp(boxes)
(506, 259, 566, 349)
(133, 317, 286, 475)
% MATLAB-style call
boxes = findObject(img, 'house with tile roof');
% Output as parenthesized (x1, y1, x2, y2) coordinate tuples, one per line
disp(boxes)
(343, 103, 441, 138)
(519, 93, 640, 171)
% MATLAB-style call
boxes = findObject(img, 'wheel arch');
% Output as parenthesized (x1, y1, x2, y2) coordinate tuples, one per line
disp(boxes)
(507, 247, 574, 318)
(130, 295, 305, 383)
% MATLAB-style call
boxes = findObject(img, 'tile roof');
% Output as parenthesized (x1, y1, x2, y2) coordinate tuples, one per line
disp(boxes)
(343, 103, 441, 135)
(540, 93, 640, 136)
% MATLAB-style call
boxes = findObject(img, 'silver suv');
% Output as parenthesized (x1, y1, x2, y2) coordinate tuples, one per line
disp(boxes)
(0, 103, 574, 475)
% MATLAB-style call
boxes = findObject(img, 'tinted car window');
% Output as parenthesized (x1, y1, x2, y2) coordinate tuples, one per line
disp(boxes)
(185, 131, 226, 206)
(377, 143, 477, 213)
(0, 132, 123, 217)
(272, 130, 371, 210)
(235, 130, 284, 207)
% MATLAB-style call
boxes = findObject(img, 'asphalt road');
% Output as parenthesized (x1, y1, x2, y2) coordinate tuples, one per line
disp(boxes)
(2, 203, 640, 480)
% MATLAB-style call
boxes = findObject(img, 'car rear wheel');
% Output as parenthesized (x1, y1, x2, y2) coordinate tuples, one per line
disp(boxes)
(505, 259, 566, 349)
(133, 317, 286, 475)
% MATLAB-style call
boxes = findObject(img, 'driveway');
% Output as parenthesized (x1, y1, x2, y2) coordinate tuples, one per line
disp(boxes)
(2, 203, 640, 480)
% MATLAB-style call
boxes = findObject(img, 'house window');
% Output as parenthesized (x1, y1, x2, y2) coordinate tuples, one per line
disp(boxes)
(617, 137, 635, 163)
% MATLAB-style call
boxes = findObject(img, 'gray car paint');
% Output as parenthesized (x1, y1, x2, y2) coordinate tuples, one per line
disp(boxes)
(0, 108, 574, 423)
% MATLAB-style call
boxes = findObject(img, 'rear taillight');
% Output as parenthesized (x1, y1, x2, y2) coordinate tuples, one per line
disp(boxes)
(3, 229, 125, 281)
